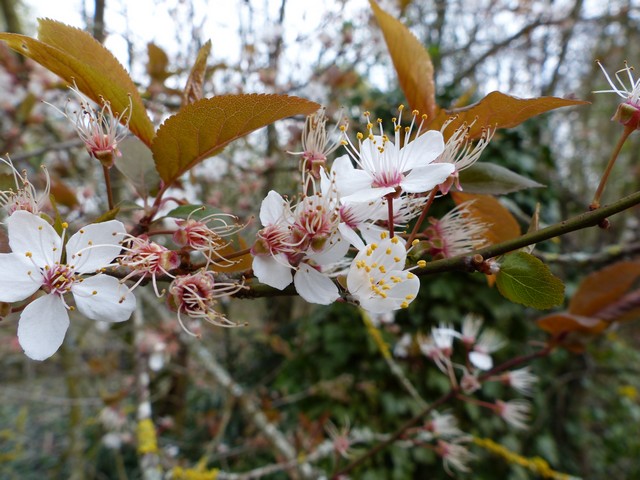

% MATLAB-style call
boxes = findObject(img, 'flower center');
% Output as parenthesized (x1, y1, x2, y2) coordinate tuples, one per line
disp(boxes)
(42, 263, 76, 296)
(371, 169, 404, 188)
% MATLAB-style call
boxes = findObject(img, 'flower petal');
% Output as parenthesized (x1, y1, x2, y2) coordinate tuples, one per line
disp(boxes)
(66, 220, 127, 274)
(469, 351, 493, 370)
(0, 253, 44, 302)
(400, 163, 454, 193)
(401, 130, 445, 170)
(294, 263, 339, 305)
(252, 254, 292, 290)
(259, 190, 287, 226)
(342, 186, 395, 203)
(17, 294, 69, 361)
(332, 155, 374, 197)
(72, 274, 136, 322)
(7, 210, 61, 266)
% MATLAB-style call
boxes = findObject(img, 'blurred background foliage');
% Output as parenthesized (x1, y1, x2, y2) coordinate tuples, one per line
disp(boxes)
(1, 0, 640, 478)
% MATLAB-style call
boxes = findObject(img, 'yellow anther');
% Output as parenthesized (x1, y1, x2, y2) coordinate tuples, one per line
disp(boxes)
(377, 118, 382, 123)
(386, 248, 392, 254)
(393, 256, 401, 262)
(357, 132, 364, 140)
(340, 139, 348, 145)
(407, 273, 415, 279)
(25, 251, 32, 257)
(380, 232, 388, 239)
(405, 294, 415, 300)
(390, 237, 399, 244)
(398, 104, 405, 111)
(417, 260, 426, 268)
(367, 123, 373, 130)
(421, 113, 428, 120)
(79, 229, 85, 234)
(371, 243, 378, 250)
(400, 301, 409, 309)
(92, 290, 97, 295)
(412, 239, 420, 246)
(61, 222, 68, 229)
(38, 226, 43, 230)
(411, 109, 419, 116)
(379, 265, 386, 273)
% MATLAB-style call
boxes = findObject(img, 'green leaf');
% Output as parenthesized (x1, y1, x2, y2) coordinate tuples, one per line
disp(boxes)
(496, 251, 565, 309)
(369, 0, 437, 118)
(152, 94, 320, 184)
(458, 162, 544, 195)
(115, 137, 161, 198)
(0, 20, 155, 146)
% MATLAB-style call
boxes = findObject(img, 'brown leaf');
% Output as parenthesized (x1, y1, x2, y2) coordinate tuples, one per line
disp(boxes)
(451, 192, 520, 245)
(0, 20, 155, 146)
(537, 312, 607, 336)
(147, 42, 171, 84)
(152, 94, 319, 184)
(569, 260, 640, 316)
(370, 0, 436, 119)
(429, 91, 589, 141)
(182, 40, 212, 107)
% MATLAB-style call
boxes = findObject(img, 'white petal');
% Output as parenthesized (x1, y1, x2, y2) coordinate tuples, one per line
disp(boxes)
(294, 263, 339, 305)
(252, 254, 292, 290)
(72, 274, 136, 322)
(307, 230, 350, 264)
(469, 351, 493, 370)
(338, 223, 365, 251)
(259, 191, 286, 226)
(342, 186, 395, 203)
(400, 163, 454, 193)
(332, 155, 374, 197)
(7, 210, 61, 266)
(66, 220, 127, 274)
(0, 253, 44, 302)
(401, 130, 445, 170)
(17, 294, 69, 361)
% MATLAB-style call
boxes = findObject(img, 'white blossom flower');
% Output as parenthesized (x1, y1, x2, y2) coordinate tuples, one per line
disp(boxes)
(0, 156, 50, 215)
(435, 120, 494, 194)
(460, 313, 484, 346)
(425, 201, 489, 259)
(346, 234, 420, 313)
(595, 61, 640, 129)
(501, 367, 538, 396)
(436, 439, 475, 474)
(496, 399, 531, 430)
(0, 211, 136, 360)
(338, 108, 453, 203)
(251, 189, 346, 305)
(469, 329, 505, 370)
(48, 85, 132, 167)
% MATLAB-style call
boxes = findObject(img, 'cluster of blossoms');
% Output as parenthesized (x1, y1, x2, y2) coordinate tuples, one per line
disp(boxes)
(408, 314, 538, 430)
(251, 107, 492, 313)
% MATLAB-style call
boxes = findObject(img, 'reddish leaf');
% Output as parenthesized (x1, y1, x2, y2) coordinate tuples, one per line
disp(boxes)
(537, 312, 607, 335)
(451, 192, 520, 245)
(182, 40, 212, 107)
(429, 92, 588, 141)
(370, 0, 437, 119)
(569, 260, 640, 316)
(152, 94, 319, 184)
